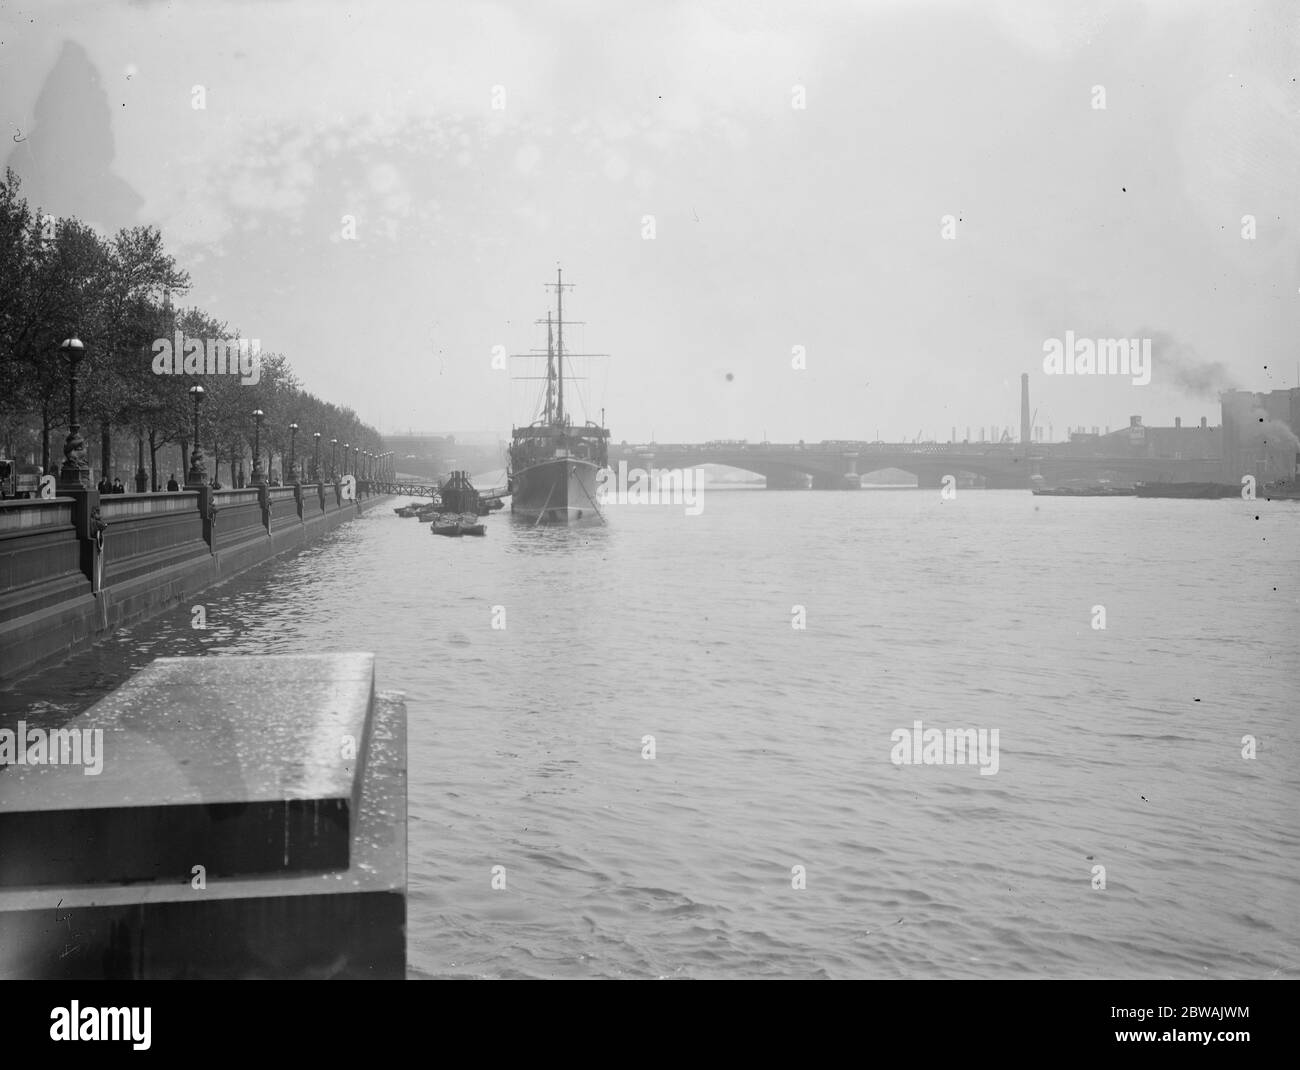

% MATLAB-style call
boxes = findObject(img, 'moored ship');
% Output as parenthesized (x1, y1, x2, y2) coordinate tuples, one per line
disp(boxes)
(1031, 484, 1136, 496)
(508, 269, 609, 523)
(1262, 479, 1300, 501)
(1133, 481, 1241, 499)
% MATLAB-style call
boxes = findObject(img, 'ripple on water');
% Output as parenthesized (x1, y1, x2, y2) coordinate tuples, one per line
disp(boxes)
(4, 493, 1297, 978)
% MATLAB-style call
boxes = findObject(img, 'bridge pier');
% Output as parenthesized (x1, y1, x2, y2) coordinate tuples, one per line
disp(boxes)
(764, 470, 813, 490)
(809, 472, 861, 489)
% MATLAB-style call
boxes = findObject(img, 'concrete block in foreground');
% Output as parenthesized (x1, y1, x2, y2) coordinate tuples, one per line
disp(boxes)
(0, 654, 374, 886)
(0, 654, 406, 979)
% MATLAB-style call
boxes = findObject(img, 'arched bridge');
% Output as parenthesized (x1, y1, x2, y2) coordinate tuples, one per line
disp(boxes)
(607, 443, 1228, 490)
(608, 443, 1033, 489)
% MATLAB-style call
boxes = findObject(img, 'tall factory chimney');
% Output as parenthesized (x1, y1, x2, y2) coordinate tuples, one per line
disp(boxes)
(1020, 373, 1031, 445)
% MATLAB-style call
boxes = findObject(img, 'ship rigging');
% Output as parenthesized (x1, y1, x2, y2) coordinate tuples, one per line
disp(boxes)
(507, 268, 610, 524)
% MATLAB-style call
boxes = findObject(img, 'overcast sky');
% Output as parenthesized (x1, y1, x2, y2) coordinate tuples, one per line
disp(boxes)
(3, 0, 1296, 442)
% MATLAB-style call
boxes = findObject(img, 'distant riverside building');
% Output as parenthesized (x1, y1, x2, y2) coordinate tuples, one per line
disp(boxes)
(1096, 414, 1221, 461)
(1065, 390, 1299, 483)
(1221, 388, 1300, 483)
(1066, 414, 1220, 461)
(382, 432, 505, 478)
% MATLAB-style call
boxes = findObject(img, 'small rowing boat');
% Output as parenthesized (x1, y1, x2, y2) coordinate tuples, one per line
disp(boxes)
(430, 512, 486, 537)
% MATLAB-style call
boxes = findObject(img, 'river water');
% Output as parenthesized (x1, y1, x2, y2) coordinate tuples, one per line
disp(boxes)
(2, 488, 1297, 978)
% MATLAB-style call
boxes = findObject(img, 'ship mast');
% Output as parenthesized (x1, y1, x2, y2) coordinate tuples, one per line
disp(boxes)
(544, 312, 555, 425)
(544, 266, 574, 428)
(539, 266, 603, 430)
(556, 267, 565, 427)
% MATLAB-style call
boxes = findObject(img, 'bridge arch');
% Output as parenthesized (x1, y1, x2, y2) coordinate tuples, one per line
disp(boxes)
(606, 445, 1032, 490)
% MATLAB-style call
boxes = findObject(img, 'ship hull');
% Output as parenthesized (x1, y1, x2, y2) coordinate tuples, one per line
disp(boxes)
(1134, 482, 1240, 499)
(510, 457, 603, 523)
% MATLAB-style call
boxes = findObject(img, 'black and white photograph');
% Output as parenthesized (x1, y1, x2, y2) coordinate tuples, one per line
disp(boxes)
(0, 0, 1294, 1039)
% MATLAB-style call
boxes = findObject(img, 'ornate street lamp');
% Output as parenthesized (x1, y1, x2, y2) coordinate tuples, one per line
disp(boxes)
(342, 443, 350, 477)
(353, 445, 360, 476)
(56, 338, 89, 491)
(251, 409, 265, 485)
(186, 385, 206, 487)
(330, 438, 338, 481)
(135, 433, 148, 492)
(288, 423, 299, 484)
(313, 432, 321, 484)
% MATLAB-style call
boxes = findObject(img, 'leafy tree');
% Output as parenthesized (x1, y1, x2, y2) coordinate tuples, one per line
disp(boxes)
(0, 170, 385, 489)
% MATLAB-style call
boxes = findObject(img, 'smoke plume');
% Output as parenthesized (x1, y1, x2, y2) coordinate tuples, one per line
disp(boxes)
(1222, 388, 1300, 460)
(1138, 328, 1239, 399)
(1245, 415, 1300, 455)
